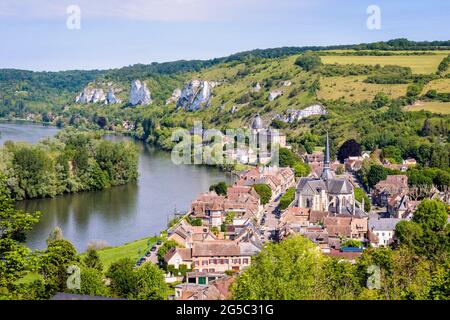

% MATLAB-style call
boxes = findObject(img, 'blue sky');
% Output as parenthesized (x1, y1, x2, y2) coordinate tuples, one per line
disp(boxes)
(0, 0, 449, 71)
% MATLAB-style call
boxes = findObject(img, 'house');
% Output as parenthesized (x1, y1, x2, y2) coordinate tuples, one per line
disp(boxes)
(403, 158, 417, 166)
(174, 276, 235, 300)
(167, 219, 217, 248)
(191, 240, 260, 273)
(368, 216, 402, 247)
(164, 247, 193, 269)
(323, 215, 368, 242)
(372, 175, 409, 207)
(236, 166, 295, 200)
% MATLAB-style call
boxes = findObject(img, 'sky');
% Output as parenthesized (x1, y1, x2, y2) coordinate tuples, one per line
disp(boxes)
(0, 0, 449, 71)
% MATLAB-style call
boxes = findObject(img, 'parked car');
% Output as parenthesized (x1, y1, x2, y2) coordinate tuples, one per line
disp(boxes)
(151, 246, 157, 252)
(156, 240, 163, 245)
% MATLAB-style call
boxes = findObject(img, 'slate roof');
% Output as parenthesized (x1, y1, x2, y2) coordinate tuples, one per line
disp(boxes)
(368, 217, 402, 231)
(296, 177, 353, 196)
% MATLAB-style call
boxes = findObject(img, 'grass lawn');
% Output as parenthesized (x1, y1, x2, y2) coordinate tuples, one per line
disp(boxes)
(85, 236, 163, 272)
(318, 76, 407, 101)
(321, 54, 447, 74)
(404, 101, 450, 114)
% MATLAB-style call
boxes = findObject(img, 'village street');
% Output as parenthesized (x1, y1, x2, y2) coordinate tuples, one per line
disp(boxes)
(260, 198, 281, 242)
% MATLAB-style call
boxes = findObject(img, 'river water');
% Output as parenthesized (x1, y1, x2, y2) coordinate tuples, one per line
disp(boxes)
(0, 122, 232, 251)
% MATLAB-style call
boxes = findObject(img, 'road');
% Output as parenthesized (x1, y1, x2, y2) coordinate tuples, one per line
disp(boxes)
(259, 198, 281, 243)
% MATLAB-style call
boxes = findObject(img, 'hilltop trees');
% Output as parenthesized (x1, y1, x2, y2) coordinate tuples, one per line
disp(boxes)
(294, 53, 322, 72)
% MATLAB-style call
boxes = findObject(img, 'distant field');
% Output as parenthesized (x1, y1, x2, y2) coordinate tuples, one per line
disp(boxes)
(404, 101, 450, 114)
(422, 78, 450, 93)
(321, 54, 447, 74)
(318, 76, 407, 101)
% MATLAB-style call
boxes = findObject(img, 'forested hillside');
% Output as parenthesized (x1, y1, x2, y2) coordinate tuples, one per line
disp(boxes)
(0, 39, 449, 166)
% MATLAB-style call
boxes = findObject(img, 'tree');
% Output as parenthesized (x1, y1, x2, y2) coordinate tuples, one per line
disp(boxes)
(0, 175, 41, 288)
(209, 181, 228, 196)
(372, 92, 390, 108)
(106, 258, 138, 298)
(83, 247, 103, 272)
(75, 267, 108, 296)
(413, 200, 447, 232)
(367, 165, 388, 188)
(294, 53, 322, 72)
(231, 236, 324, 300)
(337, 139, 362, 163)
(293, 162, 311, 178)
(135, 263, 169, 300)
(394, 220, 423, 248)
(354, 188, 371, 212)
(253, 184, 272, 205)
(279, 188, 296, 210)
(40, 239, 80, 293)
(279, 147, 301, 167)
(382, 146, 402, 164)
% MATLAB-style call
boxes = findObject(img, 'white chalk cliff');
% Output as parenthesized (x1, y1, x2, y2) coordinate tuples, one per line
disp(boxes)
(176, 80, 214, 111)
(275, 104, 327, 123)
(166, 88, 182, 105)
(76, 87, 121, 104)
(129, 80, 152, 106)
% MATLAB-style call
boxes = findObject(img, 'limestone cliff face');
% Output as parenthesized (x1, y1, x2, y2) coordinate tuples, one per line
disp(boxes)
(275, 104, 327, 123)
(268, 90, 283, 101)
(165, 88, 181, 105)
(176, 80, 215, 111)
(76, 88, 106, 104)
(129, 80, 152, 106)
(76, 87, 121, 104)
(107, 88, 121, 104)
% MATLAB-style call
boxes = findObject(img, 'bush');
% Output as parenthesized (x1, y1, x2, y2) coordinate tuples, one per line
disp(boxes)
(253, 184, 272, 205)
(294, 53, 322, 72)
(279, 188, 296, 210)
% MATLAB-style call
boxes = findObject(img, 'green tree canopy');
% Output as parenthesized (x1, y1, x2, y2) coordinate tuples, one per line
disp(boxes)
(253, 184, 272, 205)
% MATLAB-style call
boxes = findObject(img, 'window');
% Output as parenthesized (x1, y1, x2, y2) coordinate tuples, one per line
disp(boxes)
(202, 260, 208, 266)
(209, 268, 215, 272)
(243, 258, 249, 264)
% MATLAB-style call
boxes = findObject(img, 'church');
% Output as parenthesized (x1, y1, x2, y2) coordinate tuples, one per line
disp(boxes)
(295, 133, 366, 216)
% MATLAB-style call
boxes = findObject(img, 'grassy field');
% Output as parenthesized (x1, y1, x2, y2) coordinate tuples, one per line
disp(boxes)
(90, 236, 163, 271)
(321, 54, 447, 74)
(422, 78, 450, 94)
(404, 101, 450, 114)
(318, 76, 407, 101)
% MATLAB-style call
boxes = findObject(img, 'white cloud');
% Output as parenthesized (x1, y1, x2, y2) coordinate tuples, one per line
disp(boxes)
(0, 0, 318, 22)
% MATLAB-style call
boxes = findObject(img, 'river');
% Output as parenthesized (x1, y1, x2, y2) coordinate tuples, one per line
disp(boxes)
(0, 122, 232, 251)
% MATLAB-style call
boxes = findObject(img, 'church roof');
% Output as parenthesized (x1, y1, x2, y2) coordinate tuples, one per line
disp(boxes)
(296, 177, 353, 196)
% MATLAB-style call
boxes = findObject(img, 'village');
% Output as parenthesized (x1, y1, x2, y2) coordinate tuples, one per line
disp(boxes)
(142, 114, 450, 300)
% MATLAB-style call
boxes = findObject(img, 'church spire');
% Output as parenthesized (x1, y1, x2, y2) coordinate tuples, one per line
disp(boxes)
(324, 131, 330, 168)
(320, 131, 334, 181)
